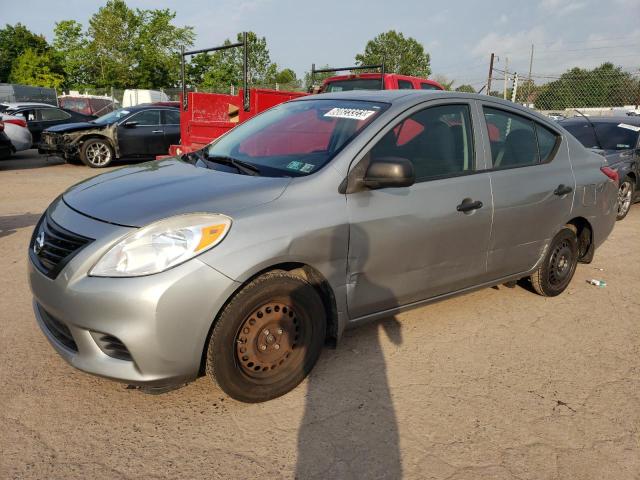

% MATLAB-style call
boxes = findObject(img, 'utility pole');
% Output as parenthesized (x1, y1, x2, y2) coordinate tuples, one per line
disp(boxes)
(487, 53, 495, 96)
(526, 44, 534, 105)
(503, 57, 509, 99)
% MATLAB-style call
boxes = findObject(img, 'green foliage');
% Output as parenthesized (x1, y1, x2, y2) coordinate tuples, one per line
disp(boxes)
(192, 32, 287, 92)
(53, 20, 91, 89)
(9, 48, 64, 89)
(355, 30, 431, 78)
(0, 23, 50, 82)
(432, 74, 454, 91)
(535, 63, 640, 109)
(86, 0, 194, 89)
(455, 84, 476, 93)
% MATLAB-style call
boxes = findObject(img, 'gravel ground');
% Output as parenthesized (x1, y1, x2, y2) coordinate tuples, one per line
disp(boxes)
(1, 151, 639, 479)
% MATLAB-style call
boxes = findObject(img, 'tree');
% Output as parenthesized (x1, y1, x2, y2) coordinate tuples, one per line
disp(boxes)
(194, 32, 279, 91)
(53, 20, 91, 89)
(432, 74, 454, 91)
(535, 63, 640, 109)
(355, 30, 431, 77)
(455, 84, 476, 93)
(9, 48, 64, 89)
(0, 23, 49, 82)
(86, 0, 193, 89)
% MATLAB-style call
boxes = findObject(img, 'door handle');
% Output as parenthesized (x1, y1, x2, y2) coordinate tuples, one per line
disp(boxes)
(553, 184, 573, 196)
(456, 198, 483, 213)
(152, 130, 163, 133)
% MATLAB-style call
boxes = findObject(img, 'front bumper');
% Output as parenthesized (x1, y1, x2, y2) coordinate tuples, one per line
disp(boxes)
(29, 200, 240, 386)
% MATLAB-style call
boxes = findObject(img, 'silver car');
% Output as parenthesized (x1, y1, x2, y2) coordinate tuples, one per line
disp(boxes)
(28, 91, 618, 402)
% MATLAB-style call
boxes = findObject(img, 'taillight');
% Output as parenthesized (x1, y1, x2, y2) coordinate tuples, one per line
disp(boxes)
(4, 118, 28, 128)
(600, 166, 619, 183)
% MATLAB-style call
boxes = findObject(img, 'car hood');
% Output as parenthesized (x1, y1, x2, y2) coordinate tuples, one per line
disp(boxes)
(63, 158, 291, 227)
(45, 122, 106, 134)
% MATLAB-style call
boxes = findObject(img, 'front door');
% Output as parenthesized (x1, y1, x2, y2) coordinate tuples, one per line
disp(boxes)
(480, 104, 575, 278)
(117, 109, 164, 157)
(161, 109, 181, 153)
(346, 101, 493, 319)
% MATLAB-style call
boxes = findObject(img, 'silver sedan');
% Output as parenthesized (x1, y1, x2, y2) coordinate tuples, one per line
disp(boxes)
(28, 91, 618, 402)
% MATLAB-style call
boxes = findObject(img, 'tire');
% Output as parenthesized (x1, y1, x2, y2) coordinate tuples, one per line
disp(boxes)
(530, 226, 578, 297)
(80, 138, 114, 168)
(206, 271, 326, 403)
(616, 178, 634, 221)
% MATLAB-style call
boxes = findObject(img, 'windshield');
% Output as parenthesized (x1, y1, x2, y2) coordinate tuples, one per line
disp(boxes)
(205, 99, 388, 176)
(324, 78, 383, 93)
(563, 121, 640, 150)
(93, 108, 131, 125)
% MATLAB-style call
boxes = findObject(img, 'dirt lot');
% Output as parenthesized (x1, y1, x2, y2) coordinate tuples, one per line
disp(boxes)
(1, 151, 639, 479)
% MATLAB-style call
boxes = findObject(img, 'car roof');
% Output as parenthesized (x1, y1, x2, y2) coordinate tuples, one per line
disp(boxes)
(1, 102, 57, 109)
(121, 103, 179, 112)
(559, 116, 640, 126)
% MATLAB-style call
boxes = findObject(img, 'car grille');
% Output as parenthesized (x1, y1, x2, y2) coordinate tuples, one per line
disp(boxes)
(30, 214, 93, 279)
(38, 304, 78, 352)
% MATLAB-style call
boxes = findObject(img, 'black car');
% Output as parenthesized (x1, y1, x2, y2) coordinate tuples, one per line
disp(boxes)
(2, 103, 95, 146)
(39, 105, 181, 168)
(560, 116, 640, 220)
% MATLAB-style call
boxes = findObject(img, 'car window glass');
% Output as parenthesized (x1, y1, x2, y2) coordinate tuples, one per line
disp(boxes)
(163, 110, 180, 125)
(39, 108, 71, 121)
(128, 110, 160, 125)
(397, 80, 413, 89)
(484, 107, 538, 168)
(536, 123, 558, 162)
(420, 83, 439, 90)
(369, 104, 474, 181)
(20, 109, 36, 121)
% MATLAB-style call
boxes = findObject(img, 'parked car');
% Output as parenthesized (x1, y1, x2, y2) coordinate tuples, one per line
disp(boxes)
(559, 116, 640, 220)
(0, 120, 13, 159)
(322, 72, 444, 92)
(0, 114, 33, 153)
(1, 103, 95, 146)
(29, 91, 618, 403)
(58, 93, 118, 117)
(547, 112, 567, 121)
(39, 105, 180, 167)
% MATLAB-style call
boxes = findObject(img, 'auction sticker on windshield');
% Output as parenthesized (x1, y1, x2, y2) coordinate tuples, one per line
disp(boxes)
(324, 108, 376, 121)
(618, 123, 640, 132)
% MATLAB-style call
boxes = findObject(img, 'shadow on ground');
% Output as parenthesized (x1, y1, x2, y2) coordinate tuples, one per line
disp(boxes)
(0, 213, 41, 239)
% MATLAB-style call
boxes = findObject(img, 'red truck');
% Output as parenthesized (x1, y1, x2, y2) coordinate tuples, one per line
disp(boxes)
(168, 41, 444, 157)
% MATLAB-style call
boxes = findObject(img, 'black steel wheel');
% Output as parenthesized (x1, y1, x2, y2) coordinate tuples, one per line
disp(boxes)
(206, 271, 326, 403)
(530, 226, 578, 297)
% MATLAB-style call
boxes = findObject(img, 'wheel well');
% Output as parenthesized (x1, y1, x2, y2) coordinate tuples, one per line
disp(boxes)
(198, 262, 339, 376)
(626, 171, 636, 185)
(566, 217, 594, 263)
(77, 135, 116, 154)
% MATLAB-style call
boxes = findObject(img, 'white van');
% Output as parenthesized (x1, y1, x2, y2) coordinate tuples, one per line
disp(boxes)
(121, 89, 169, 107)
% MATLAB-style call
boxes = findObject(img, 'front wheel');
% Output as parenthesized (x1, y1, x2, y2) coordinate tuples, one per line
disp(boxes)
(616, 178, 635, 221)
(80, 138, 114, 168)
(529, 226, 578, 297)
(206, 271, 326, 403)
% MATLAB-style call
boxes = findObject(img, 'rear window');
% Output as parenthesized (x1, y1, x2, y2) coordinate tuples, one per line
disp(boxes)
(324, 78, 382, 92)
(398, 80, 414, 89)
(420, 83, 441, 90)
(206, 99, 389, 176)
(562, 121, 640, 150)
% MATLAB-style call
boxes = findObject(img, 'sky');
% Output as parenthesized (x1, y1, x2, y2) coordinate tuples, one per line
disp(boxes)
(2, 0, 639, 89)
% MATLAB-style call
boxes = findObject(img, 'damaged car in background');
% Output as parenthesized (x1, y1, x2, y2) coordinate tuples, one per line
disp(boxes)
(38, 105, 180, 168)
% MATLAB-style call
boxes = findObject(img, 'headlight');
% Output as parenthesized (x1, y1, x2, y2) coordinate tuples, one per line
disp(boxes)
(90, 213, 232, 277)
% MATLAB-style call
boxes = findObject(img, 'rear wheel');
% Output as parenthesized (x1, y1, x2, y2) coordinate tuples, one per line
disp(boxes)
(530, 226, 578, 297)
(616, 178, 634, 221)
(206, 271, 326, 403)
(81, 138, 114, 168)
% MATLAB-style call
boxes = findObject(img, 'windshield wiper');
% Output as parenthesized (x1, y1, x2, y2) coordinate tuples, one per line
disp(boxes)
(203, 154, 261, 176)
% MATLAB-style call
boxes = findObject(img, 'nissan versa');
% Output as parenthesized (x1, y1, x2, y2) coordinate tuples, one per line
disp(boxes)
(29, 91, 618, 403)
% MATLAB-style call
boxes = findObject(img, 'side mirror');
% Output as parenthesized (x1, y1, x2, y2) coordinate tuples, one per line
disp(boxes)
(363, 156, 415, 189)
(123, 121, 138, 128)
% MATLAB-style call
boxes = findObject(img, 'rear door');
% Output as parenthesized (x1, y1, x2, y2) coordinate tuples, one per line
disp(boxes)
(117, 109, 163, 157)
(33, 108, 73, 144)
(480, 103, 574, 278)
(346, 100, 493, 318)
(161, 109, 181, 153)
